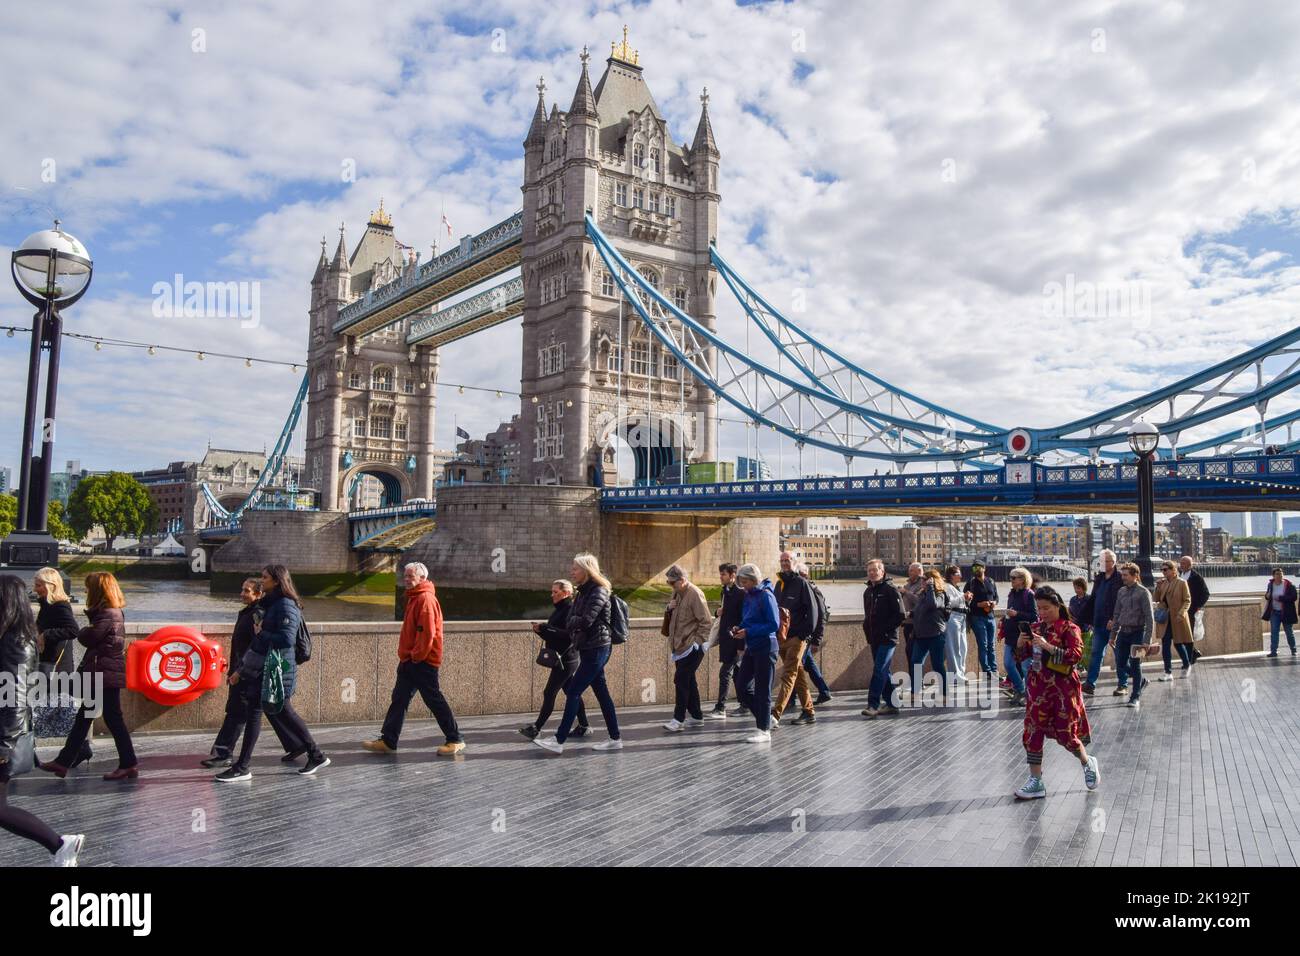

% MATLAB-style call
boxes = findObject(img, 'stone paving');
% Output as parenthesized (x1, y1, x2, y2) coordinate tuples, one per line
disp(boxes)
(3, 653, 1298, 867)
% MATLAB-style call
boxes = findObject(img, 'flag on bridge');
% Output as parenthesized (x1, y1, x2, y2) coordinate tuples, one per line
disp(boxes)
(442, 213, 453, 237)
(456, 426, 471, 440)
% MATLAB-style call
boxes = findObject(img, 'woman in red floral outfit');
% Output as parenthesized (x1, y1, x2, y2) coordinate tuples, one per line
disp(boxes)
(1012, 586, 1099, 800)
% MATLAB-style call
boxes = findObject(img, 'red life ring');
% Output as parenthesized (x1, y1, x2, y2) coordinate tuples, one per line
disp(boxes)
(126, 625, 227, 706)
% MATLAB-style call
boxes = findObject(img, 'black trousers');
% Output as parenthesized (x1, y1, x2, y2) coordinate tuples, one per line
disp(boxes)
(0, 774, 61, 854)
(673, 646, 705, 721)
(57, 686, 136, 769)
(715, 639, 743, 708)
(535, 657, 588, 730)
(210, 680, 301, 758)
(380, 659, 462, 747)
(232, 678, 321, 772)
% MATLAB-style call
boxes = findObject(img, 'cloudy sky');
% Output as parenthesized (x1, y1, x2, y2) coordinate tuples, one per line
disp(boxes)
(3, 0, 1300, 523)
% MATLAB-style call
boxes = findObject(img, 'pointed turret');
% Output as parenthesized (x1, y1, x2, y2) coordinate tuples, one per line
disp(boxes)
(312, 236, 328, 281)
(569, 47, 597, 117)
(692, 86, 719, 157)
(330, 223, 350, 274)
(524, 76, 548, 147)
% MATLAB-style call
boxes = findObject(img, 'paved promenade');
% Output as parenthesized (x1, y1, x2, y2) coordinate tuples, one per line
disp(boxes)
(3, 653, 1297, 867)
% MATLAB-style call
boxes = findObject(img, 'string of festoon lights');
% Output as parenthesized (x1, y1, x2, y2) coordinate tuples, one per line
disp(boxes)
(0, 323, 520, 399)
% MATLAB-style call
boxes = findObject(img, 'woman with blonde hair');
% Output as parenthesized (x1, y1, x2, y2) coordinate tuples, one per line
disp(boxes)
(533, 553, 623, 754)
(33, 569, 78, 675)
(40, 572, 138, 781)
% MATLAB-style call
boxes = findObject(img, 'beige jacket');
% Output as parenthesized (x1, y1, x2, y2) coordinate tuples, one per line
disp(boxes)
(668, 582, 711, 655)
(1155, 577, 1194, 645)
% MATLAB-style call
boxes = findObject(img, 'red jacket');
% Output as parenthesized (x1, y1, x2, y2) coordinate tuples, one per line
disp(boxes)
(400, 580, 444, 666)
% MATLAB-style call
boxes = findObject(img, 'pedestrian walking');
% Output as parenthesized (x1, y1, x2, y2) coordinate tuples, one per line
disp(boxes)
(202, 577, 303, 767)
(1068, 577, 1094, 675)
(534, 554, 623, 754)
(1154, 560, 1194, 679)
(705, 563, 746, 719)
(32, 567, 88, 767)
(899, 562, 927, 664)
(364, 562, 465, 756)
(40, 572, 138, 781)
(216, 565, 329, 781)
(999, 567, 1037, 705)
(1108, 562, 1156, 709)
(1262, 568, 1297, 657)
(964, 561, 999, 678)
(1179, 556, 1209, 663)
(0, 574, 84, 865)
(520, 579, 589, 740)
(942, 565, 968, 683)
(910, 569, 951, 703)
(861, 559, 904, 718)
(731, 564, 780, 742)
(1012, 586, 1098, 800)
(772, 552, 819, 727)
(799, 568, 833, 704)
(1082, 550, 1122, 696)
(662, 565, 710, 732)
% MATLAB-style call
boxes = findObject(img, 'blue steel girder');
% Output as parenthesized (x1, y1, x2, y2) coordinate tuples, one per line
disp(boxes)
(600, 453, 1300, 514)
(586, 216, 1005, 466)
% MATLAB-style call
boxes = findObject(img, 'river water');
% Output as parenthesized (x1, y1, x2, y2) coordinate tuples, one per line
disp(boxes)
(96, 574, 1273, 626)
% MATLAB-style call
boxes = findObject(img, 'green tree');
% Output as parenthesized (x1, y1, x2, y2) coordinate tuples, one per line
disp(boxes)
(1, 493, 78, 542)
(0, 494, 15, 541)
(67, 472, 158, 552)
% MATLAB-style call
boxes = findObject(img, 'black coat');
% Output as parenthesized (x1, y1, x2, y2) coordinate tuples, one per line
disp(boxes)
(965, 576, 999, 618)
(718, 583, 745, 637)
(231, 603, 258, 664)
(36, 597, 79, 668)
(808, 581, 829, 646)
(0, 627, 37, 765)
(1262, 580, 1298, 625)
(776, 572, 819, 640)
(1186, 570, 1210, 617)
(1090, 569, 1123, 629)
(78, 606, 127, 690)
(567, 581, 611, 652)
(538, 596, 578, 663)
(863, 578, 905, 648)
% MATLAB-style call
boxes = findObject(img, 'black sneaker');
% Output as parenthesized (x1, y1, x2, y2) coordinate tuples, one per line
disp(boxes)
(569, 725, 589, 738)
(280, 747, 308, 763)
(815, 692, 833, 705)
(200, 755, 232, 769)
(519, 724, 539, 740)
(215, 767, 252, 783)
(793, 711, 817, 725)
(1111, 687, 1128, 697)
(298, 753, 330, 776)
(1081, 683, 1095, 697)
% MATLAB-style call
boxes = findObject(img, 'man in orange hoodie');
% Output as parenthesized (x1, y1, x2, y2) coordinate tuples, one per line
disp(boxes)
(363, 562, 466, 755)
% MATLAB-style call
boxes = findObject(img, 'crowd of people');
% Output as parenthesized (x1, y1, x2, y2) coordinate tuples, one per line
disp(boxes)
(1, 546, 1292, 864)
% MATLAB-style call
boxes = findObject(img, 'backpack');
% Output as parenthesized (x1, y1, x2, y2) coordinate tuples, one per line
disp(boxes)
(295, 618, 313, 665)
(609, 594, 630, 645)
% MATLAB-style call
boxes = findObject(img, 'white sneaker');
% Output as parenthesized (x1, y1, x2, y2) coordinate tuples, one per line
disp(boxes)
(1014, 775, 1047, 800)
(52, 834, 84, 867)
(1158, 673, 1173, 682)
(745, 730, 772, 743)
(533, 736, 563, 754)
(663, 718, 684, 732)
(702, 709, 727, 720)
(686, 716, 705, 725)
(1126, 699, 1141, 710)
(1083, 755, 1100, 791)
(593, 738, 623, 751)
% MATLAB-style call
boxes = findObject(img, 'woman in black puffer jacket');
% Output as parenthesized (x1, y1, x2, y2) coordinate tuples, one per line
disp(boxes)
(41, 572, 138, 781)
(0, 574, 83, 864)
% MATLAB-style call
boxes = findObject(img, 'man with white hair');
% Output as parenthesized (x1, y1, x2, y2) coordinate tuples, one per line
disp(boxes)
(363, 562, 465, 756)
(899, 561, 928, 666)
(1178, 555, 1209, 667)
(1083, 549, 1123, 696)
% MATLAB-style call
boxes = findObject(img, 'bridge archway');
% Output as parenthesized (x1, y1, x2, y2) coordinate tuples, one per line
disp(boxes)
(340, 462, 412, 510)
(595, 410, 696, 486)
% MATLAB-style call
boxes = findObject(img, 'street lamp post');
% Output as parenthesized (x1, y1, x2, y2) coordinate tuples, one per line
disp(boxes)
(1129, 420, 1160, 588)
(1, 221, 93, 570)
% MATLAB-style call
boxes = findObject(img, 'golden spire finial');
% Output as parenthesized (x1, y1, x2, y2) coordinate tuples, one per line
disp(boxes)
(369, 197, 392, 228)
(611, 24, 639, 65)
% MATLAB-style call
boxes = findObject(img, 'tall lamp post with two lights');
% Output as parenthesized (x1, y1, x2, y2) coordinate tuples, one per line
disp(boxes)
(0, 221, 93, 570)
(1128, 420, 1160, 588)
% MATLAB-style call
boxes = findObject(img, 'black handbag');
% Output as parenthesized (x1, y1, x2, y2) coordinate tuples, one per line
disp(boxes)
(8, 731, 36, 776)
(536, 647, 562, 669)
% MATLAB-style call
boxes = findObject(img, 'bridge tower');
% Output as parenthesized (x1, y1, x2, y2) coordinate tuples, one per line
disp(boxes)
(519, 30, 720, 486)
(303, 202, 440, 511)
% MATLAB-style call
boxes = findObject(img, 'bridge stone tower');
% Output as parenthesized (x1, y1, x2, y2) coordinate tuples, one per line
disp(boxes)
(519, 31, 720, 485)
(303, 202, 440, 511)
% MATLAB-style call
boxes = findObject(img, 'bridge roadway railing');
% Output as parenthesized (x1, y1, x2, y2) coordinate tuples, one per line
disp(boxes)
(347, 502, 437, 549)
(599, 453, 1300, 512)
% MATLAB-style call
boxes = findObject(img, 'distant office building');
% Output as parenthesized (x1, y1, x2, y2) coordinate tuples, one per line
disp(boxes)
(838, 527, 877, 567)
(1168, 512, 1204, 559)
(1282, 516, 1300, 538)
(1080, 516, 1113, 564)
(1112, 521, 1178, 560)
(736, 456, 772, 481)
(784, 535, 833, 569)
(47, 462, 91, 508)
(1021, 515, 1088, 562)
(0, 466, 11, 495)
(919, 514, 1023, 563)
(1251, 512, 1280, 538)
(1210, 513, 1250, 537)
(876, 523, 943, 569)
(1203, 528, 1232, 560)
(443, 416, 520, 486)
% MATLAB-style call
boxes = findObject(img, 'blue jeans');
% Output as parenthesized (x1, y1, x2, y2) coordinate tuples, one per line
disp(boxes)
(1086, 624, 1111, 686)
(1270, 612, 1296, 653)
(1114, 629, 1145, 701)
(911, 635, 947, 701)
(970, 615, 997, 673)
(867, 643, 897, 709)
(735, 642, 777, 730)
(801, 644, 831, 697)
(1003, 639, 1027, 694)
(556, 645, 620, 744)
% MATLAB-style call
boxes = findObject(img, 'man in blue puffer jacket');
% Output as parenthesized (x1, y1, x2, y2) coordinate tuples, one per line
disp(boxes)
(731, 563, 781, 743)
